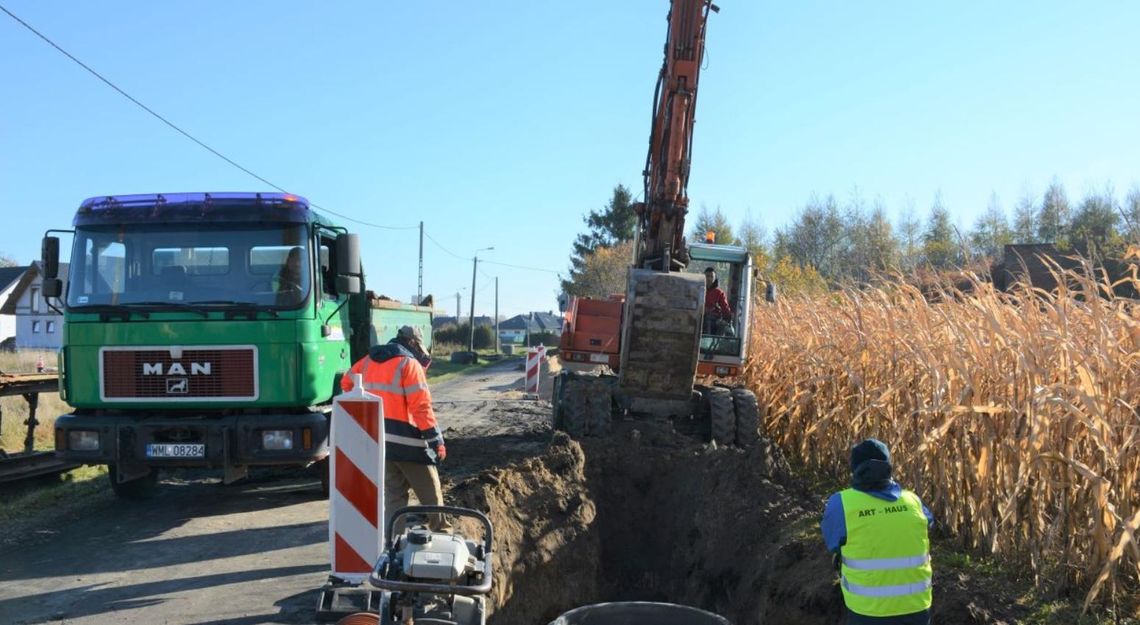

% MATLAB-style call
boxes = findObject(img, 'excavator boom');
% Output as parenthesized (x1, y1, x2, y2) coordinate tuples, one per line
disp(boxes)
(635, 0, 719, 271)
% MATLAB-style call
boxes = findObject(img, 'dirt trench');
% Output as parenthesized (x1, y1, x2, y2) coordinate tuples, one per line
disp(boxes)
(448, 423, 841, 625)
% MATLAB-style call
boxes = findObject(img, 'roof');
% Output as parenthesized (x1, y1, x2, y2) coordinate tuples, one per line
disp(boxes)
(0, 262, 69, 315)
(500, 312, 564, 332)
(0, 266, 28, 293)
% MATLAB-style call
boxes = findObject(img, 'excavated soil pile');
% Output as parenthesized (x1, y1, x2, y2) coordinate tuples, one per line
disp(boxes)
(448, 424, 841, 625)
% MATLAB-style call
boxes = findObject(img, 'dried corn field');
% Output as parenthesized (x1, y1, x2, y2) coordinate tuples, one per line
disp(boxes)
(745, 269, 1140, 608)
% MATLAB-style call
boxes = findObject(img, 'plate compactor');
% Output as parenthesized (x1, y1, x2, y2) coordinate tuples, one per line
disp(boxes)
(336, 506, 494, 625)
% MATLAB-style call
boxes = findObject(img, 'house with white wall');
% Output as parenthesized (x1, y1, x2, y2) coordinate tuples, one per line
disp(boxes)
(0, 266, 28, 348)
(0, 262, 68, 350)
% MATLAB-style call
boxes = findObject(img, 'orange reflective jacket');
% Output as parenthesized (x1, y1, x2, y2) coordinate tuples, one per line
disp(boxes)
(341, 343, 441, 464)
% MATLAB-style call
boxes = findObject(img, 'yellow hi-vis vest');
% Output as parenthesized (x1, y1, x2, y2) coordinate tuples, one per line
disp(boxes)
(839, 488, 933, 617)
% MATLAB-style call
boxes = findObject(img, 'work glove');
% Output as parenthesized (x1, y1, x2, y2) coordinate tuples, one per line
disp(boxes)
(428, 437, 447, 462)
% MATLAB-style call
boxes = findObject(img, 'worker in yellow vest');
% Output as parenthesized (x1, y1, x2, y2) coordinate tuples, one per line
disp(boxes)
(821, 438, 934, 624)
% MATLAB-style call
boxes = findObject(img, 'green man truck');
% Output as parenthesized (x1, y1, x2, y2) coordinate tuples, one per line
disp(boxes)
(41, 192, 433, 498)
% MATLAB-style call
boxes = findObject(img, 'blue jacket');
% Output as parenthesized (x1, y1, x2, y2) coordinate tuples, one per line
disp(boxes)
(821, 480, 934, 554)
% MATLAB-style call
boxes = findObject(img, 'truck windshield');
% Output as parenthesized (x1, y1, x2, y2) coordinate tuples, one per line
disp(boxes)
(66, 224, 312, 310)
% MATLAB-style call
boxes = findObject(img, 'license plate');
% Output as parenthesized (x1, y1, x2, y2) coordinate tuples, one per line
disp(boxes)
(589, 353, 610, 363)
(146, 443, 205, 458)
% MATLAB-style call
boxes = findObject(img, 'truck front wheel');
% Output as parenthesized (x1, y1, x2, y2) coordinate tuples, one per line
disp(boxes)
(107, 465, 159, 500)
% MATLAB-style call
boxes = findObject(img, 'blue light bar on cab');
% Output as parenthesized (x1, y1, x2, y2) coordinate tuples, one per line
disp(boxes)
(73, 192, 315, 227)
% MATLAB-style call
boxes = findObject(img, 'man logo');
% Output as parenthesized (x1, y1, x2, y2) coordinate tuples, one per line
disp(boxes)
(143, 362, 212, 376)
(166, 378, 189, 394)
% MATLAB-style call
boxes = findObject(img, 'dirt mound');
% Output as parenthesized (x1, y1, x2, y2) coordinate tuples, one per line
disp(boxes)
(449, 425, 839, 625)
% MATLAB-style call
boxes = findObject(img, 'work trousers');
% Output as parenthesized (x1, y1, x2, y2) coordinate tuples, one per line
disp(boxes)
(846, 608, 930, 625)
(384, 461, 448, 533)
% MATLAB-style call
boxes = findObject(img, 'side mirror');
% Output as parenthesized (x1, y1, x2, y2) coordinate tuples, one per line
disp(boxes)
(42, 236, 60, 279)
(43, 278, 63, 298)
(336, 233, 361, 277)
(337, 275, 361, 295)
(765, 282, 777, 303)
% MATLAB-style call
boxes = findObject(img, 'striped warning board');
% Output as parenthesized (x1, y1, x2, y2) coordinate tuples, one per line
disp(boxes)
(329, 374, 384, 582)
(525, 346, 546, 397)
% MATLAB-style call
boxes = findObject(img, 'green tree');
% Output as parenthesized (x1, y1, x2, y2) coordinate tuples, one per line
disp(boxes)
(922, 192, 958, 268)
(1068, 187, 1121, 256)
(0, 253, 16, 268)
(783, 194, 844, 279)
(737, 210, 768, 269)
(561, 185, 635, 295)
(1011, 191, 1037, 244)
(861, 200, 899, 275)
(567, 241, 634, 299)
(1037, 178, 1070, 246)
(969, 192, 1012, 258)
(897, 198, 923, 272)
(689, 205, 738, 245)
(1121, 186, 1140, 244)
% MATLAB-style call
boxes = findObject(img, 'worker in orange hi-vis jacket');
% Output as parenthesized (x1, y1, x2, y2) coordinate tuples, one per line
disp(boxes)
(340, 325, 449, 532)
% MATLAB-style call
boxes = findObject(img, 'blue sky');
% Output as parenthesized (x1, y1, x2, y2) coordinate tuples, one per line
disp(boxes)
(2, 1, 1138, 317)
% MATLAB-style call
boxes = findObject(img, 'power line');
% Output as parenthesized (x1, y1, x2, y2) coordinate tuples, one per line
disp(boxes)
(0, 3, 416, 232)
(423, 231, 471, 261)
(482, 259, 561, 274)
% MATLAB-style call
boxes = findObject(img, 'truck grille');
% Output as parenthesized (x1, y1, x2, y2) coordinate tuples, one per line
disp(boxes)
(101, 346, 258, 401)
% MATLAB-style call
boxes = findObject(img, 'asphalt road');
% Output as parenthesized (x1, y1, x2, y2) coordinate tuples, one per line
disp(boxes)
(0, 358, 546, 625)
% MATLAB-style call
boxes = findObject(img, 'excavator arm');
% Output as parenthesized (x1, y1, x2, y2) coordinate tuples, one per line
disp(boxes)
(634, 0, 719, 271)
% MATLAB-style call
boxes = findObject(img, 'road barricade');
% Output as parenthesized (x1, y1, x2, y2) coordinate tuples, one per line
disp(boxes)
(525, 345, 546, 398)
(329, 373, 384, 583)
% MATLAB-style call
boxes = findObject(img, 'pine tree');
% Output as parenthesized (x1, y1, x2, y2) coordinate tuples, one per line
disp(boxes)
(561, 185, 635, 295)
(1037, 179, 1071, 247)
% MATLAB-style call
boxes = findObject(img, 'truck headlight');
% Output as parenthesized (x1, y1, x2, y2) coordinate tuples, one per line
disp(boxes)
(68, 430, 100, 451)
(262, 430, 294, 451)
(715, 366, 731, 376)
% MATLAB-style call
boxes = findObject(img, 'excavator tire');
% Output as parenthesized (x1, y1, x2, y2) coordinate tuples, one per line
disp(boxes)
(706, 386, 736, 447)
(561, 379, 589, 440)
(731, 387, 761, 448)
(551, 372, 565, 430)
(586, 380, 613, 437)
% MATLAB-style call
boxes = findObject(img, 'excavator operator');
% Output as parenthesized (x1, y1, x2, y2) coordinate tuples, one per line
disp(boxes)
(704, 267, 733, 335)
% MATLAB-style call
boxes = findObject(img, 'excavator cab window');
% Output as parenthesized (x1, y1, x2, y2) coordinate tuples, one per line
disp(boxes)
(687, 258, 745, 358)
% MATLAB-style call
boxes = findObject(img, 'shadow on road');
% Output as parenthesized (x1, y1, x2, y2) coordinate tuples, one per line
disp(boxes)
(0, 564, 325, 624)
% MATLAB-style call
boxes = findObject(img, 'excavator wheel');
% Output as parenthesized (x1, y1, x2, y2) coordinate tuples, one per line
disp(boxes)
(561, 378, 589, 439)
(586, 380, 613, 437)
(336, 613, 380, 625)
(731, 388, 761, 448)
(706, 386, 736, 446)
(551, 372, 565, 430)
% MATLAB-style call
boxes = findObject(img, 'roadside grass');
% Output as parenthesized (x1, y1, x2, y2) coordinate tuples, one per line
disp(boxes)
(0, 464, 109, 545)
(427, 349, 513, 384)
(1, 350, 66, 452)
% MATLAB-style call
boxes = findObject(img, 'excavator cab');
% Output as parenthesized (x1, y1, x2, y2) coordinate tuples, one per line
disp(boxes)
(687, 242, 752, 378)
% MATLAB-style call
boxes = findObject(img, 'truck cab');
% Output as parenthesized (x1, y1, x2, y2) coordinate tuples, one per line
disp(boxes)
(42, 192, 430, 498)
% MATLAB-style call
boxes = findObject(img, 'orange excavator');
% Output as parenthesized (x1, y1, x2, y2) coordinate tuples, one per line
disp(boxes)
(555, 0, 762, 447)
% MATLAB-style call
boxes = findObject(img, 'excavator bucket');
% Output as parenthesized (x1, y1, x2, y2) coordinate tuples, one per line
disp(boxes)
(618, 269, 705, 402)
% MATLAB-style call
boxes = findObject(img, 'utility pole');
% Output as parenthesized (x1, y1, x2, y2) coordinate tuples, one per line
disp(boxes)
(467, 247, 493, 353)
(455, 292, 461, 320)
(494, 277, 499, 354)
(417, 221, 423, 305)
(468, 256, 478, 352)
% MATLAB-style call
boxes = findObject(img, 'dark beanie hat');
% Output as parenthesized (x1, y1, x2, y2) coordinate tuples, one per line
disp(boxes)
(851, 438, 890, 472)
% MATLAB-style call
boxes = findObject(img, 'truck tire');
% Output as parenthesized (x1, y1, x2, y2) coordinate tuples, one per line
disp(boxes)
(586, 381, 612, 437)
(732, 387, 761, 448)
(706, 386, 735, 446)
(561, 379, 588, 439)
(318, 457, 330, 498)
(107, 465, 159, 500)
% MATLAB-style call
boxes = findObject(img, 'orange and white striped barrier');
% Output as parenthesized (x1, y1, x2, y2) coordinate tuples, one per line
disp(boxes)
(525, 346, 546, 397)
(329, 374, 384, 583)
